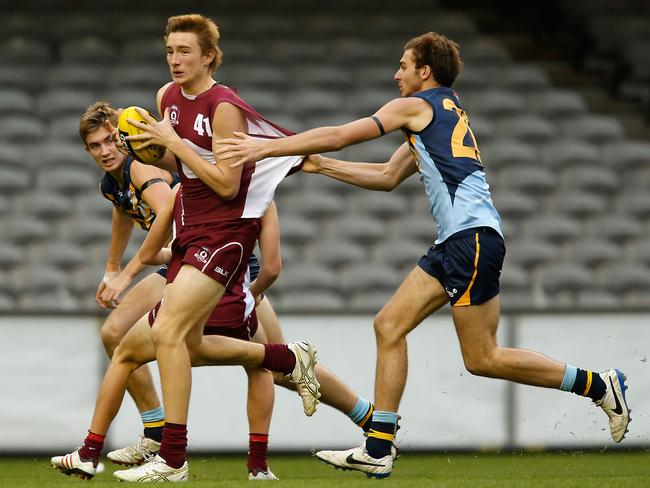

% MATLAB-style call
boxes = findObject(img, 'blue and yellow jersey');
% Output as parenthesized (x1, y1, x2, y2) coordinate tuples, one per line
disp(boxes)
(100, 156, 180, 230)
(403, 87, 503, 243)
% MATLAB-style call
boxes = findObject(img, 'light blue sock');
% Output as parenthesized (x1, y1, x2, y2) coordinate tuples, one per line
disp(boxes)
(141, 406, 165, 424)
(560, 364, 577, 391)
(347, 397, 371, 424)
(371, 410, 398, 426)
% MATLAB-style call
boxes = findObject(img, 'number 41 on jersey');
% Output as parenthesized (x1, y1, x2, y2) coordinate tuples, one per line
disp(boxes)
(193, 113, 212, 137)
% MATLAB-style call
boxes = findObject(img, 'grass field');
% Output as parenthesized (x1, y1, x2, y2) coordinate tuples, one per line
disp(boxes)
(3, 451, 650, 487)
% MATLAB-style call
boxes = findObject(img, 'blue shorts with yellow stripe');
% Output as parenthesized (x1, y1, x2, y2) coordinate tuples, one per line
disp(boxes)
(418, 227, 505, 307)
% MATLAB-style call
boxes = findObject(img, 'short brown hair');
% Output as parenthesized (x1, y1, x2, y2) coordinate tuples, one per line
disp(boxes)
(79, 101, 118, 145)
(165, 14, 223, 74)
(404, 32, 463, 87)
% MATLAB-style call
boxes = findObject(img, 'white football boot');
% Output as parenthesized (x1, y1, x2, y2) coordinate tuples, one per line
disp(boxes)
(286, 341, 320, 416)
(51, 449, 97, 480)
(248, 468, 279, 480)
(315, 444, 394, 478)
(107, 436, 161, 466)
(113, 454, 188, 483)
(595, 369, 630, 443)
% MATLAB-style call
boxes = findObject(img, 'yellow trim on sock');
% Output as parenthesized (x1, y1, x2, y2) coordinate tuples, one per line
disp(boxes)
(582, 371, 593, 396)
(367, 429, 395, 442)
(357, 407, 374, 428)
(143, 420, 165, 428)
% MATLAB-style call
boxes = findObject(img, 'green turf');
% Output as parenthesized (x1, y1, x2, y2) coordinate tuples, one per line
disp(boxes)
(3, 451, 650, 488)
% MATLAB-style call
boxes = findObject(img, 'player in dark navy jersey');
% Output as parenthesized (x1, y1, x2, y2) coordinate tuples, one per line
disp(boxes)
(217, 32, 630, 477)
(79, 101, 179, 463)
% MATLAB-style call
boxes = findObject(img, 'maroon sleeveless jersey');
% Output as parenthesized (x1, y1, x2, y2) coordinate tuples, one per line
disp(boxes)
(161, 83, 303, 226)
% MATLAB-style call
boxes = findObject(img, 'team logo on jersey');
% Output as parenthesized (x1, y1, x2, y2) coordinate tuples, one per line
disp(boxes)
(194, 248, 209, 264)
(169, 105, 180, 126)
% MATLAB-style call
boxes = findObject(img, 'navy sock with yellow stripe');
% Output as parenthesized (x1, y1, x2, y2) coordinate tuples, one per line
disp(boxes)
(141, 406, 164, 442)
(562, 365, 606, 402)
(365, 411, 397, 459)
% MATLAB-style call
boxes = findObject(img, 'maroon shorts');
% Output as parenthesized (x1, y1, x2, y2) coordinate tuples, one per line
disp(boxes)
(167, 219, 260, 289)
(148, 304, 258, 341)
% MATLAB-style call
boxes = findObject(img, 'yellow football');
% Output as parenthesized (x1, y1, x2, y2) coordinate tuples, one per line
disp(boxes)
(117, 106, 166, 165)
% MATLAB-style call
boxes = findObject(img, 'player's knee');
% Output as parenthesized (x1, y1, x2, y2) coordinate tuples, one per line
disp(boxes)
(150, 322, 181, 349)
(100, 319, 125, 355)
(462, 353, 496, 378)
(373, 312, 402, 345)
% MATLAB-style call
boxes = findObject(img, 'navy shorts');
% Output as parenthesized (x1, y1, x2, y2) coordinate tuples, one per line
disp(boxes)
(418, 227, 505, 307)
(155, 265, 168, 279)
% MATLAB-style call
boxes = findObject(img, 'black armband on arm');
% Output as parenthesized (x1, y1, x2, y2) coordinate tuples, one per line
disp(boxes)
(370, 115, 386, 136)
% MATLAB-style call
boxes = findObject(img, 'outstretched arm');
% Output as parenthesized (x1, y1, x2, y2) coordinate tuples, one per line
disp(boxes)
(302, 142, 417, 191)
(216, 97, 430, 166)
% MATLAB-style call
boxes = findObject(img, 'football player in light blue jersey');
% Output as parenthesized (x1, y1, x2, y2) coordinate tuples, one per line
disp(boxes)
(217, 32, 630, 477)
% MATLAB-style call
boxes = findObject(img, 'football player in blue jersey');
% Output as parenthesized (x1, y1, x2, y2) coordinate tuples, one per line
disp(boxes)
(80, 101, 179, 463)
(217, 32, 630, 477)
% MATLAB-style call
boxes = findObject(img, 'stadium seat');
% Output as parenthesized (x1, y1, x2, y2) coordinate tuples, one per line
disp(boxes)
(351, 192, 408, 219)
(589, 215, 644, 241)
(499, 264, 530, 291)
(480, 139, 538, 170)
(307, 239, 365, 268)
(289, 89, 345, 118)
(601, 140, 650, 170)
(600, 264, 650, 292)
(60, 36, 116, 64)
(272, 263, 339, 294)
(276, 290, 345, 313)
(21, 192, 71, 220)
(270, 40, 328, 63)
(0, 292, 16, 311)
(355, 65, 402, 90)
(349, 290, 394, 313)
(462, 37, 511, 67)
(340, 264, 401, 294)
(0, 37, 51, 65)
(37, 242, 87, 269)
(529, 90, 587, 119)
(576, 290, 620, 309)
(36, 168, 98, 194)
(276, 215, 318, 245)
(13, 265, 69, 293)
(0, 243, 25, 269)
(497, 115, 556, 143)
(551, 192, 607, 218)
(28, 142, 90, 170)
(374, 239, 426, 270)
(523, 214, 582, 242)
(0, 168, 30, 195)
(568, 239, 621, 267)
(540, 140, 600, 169)
(6, 218, 51, 245)
(506, 239, 559, 269)
(293, 65, 353, 90)
(329, 216, 386, 244)
(466, 89, 525, 118)
(541, 263, 594, 294)
(566, 115, 624, 143)
(491, 191, 537, 220)
(76, 194, 113, 220)
(285, 191, 344, 219)
(17, 290, 80, 311)
(101, 88, 158, 115)
(0, 66, 40, 92)
(64, 218, 113, 245)
(560, 167, 618, 193)
(119, 38, 165, 63)
(48, 115, 86, 142)
(399, 214, 437, 243)
(500, 166, 556, 194)
(37, 89, 97, 121)
(347, 88, 396, 116)
(107, 64, 170, 92)
(46, 64, 109, 92)
(0, 89, 34, 115)
(498, 65, 550, 94)
(0, 116, 46, 143)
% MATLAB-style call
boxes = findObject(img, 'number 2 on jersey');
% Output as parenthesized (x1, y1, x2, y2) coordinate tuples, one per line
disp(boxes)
(442, 98, 482, 164)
